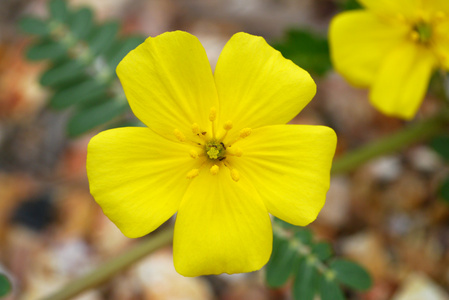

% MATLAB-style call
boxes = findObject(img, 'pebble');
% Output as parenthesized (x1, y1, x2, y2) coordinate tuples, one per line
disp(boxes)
(392, 273, 449, 300)
(133, 249, 214, 300)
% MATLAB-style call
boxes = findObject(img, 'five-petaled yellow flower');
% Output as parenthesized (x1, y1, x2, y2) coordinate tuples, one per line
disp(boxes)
(330, 0, 449, 119)
(87, 31, 337, 276)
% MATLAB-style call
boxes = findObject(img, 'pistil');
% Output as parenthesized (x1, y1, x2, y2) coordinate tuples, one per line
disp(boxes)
(182, 108, 250, 181)
(209, 107, 217, 138)
(413, 22, 432, 44)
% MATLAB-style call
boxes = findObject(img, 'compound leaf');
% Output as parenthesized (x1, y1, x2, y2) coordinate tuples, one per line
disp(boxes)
(67, 98, 129, 137)
(18, 16, 49, 36)
(330, 259, 372, 291)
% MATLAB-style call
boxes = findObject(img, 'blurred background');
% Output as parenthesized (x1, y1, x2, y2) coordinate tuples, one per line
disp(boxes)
(0, 0, 449, 299)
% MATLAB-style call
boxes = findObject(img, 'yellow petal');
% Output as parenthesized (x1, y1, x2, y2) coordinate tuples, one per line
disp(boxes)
(232, 125, 337, 226)
(424, 0, 449, 14)
(358, 0, 422, 18)
(370, 43, 437, 120)
(87, 127, 198, 238)
(117, 31, 218, 140)
(214, 32, 316, 135)
(329, 11, 408, 87)
(173, 170, 272, 276)
(434, 19, 449, 70)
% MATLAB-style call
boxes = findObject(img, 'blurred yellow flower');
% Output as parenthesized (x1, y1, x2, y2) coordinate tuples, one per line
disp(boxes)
(86, 31, 336, 276)
(330, 0, 449, 119)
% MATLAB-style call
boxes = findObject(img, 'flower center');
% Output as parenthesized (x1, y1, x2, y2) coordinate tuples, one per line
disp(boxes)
(205, 140, 226, 160)
(173, 107, 251, 182)
(412, 22, 432, 44)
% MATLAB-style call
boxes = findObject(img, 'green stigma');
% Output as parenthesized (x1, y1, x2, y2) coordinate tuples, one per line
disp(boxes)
(205, 141, 226, 160)
(414, 22, 432, 43)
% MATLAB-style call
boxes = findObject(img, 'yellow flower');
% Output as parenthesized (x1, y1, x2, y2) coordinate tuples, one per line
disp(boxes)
(329, 0, 449, 119)
(86, 31, 337, 276)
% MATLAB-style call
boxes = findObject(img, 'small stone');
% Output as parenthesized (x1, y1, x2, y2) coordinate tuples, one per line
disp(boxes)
(317, 176, 350, 227)
(90, 213, 132, 257)
(340, 231, 389, 279)
(392, 273, 449, 300)
(133, 249, 213, 300)
(407, 146, 443, 173)
(368, 156, 403, 182)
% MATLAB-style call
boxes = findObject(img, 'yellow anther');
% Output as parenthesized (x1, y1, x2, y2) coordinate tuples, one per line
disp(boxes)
(174, 129, 186, 142)
(234, 147, 243, 157)
(223, 120, 233, 131)
(228, 146, 243, 157)
(239, 128, 252, 138)
(410, 31, 420, 42)
(417, 10, 429, 22)
(230, 169, 240, 182)
(209, 107, 217, 122)
(396, 14, 406, 22)
(189, 149, 198, 159)
(187, 169, 200, 179)
(192, 123, 200, 135)
(210, 165, 219, 175)
(435, 11, 446, 21)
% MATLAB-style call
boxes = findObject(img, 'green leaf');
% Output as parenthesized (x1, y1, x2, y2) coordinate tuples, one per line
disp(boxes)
(106, 36, 145, 69)
(26, 40, 66, 61)
(265, 234, 297, 287)
(49, 0, 68, 22)
(50, 80, 108, 109)
(294, 229, 313, 245)
(273, 29, 331, 76)
(69, 7, 94, 39)
(0, 274, 12, 297)
(340, 0, 363, 10)
(67, 98, 129, 136)
(274, 217, 298, 230)
(319, 276, 345, 300)
(439, 176, 449, 204)
(88, 22, 120, 55)
(292, 258, 318, 300)
(18, 16, 49, 36)
(330, 259, 372, 291)
(429, 134, 449, 161)
(312, 242, 332, 261)
(40, 60, 85, 87)
(105, 118, 144, 131)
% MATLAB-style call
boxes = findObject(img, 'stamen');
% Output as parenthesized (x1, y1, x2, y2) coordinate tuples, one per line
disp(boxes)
(227, 146, 243, 157)
(186, 169, 200, 179)
(227, 127, 252, 146)
(396, 14, 406, 23)
(209, 107, 217, 138)
(410, 31, 420, 42)
(240, 128, 252, 138)
(209, 107, 217, 122)
(210, 165, 219, 175)
(223, 161, 240, 182)
(435, 11, 446, 21)
(230, 169, 240, 182)
(219, 120, 233, 141)
(417, 11, 430, 23)
(189, 149, 199, 159)
(174, 129, 186, 142)
(223, 121, 233, 130)
(192, 123, 200, 135)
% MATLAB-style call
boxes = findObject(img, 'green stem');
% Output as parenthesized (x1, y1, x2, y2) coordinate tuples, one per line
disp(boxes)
(42, 227, 174, 300)
(273, 223, 329, 275)
(331, 111, 449, 174)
